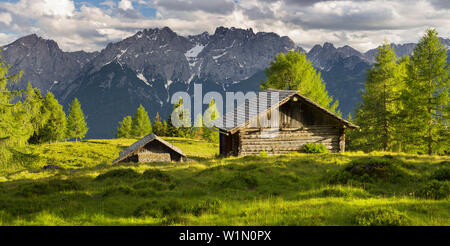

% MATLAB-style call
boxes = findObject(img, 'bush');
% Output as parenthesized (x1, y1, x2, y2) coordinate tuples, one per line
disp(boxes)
(416, 180, 450, 200)
(133, 179, 174, 191)
(15, 183, 53, 197)
(304, 143, 329, 154)
(215, 173, 258, 190)
(48, 179, 82, 191)
(95, 168, 140, 181)
(189, 199, 222, 216)
(102, 186, 135, 197)
(430, 168, 450, 181)
(134, 200, 184, 218)
(320, 186, 371, 198)
(15, 179, 82, 197)
(142, 169, 172, 182)
(327, 157, 409, 184)
(354, 208, 409, 226)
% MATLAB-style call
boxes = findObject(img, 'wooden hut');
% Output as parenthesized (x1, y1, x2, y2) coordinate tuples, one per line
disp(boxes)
(113, 133, 186, 164)
(213, 89, 359, 156)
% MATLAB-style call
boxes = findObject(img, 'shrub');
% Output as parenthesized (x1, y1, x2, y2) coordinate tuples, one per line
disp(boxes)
(15, 183, 53, 197)
(0, 199, 43, 216)
(134, 200, 164, 218)
(215, 173, 258, 190)
(304, 143, 329, 154)
(320, 186, 371, 198)
(102, 186, 135, 197)
(430, 168, 450, 181)
(189, 199, 222, 216)
(328, 157, 409, 184)
(142, 169, 172, 182)
(354, 208, 409, 226)
(133, 179, 173, 191)
(134, 200, 184, 218)
(48, 179, 82, 191)
(416, 180, 450, 200)
(95, 168, 140, 181)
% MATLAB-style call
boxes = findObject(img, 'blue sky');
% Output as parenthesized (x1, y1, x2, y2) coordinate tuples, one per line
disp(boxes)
(0, 0, 448, 52)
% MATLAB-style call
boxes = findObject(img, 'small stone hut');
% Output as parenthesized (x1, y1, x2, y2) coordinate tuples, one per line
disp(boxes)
(113, 133, 186, 164)
(213, 89, 359, 156)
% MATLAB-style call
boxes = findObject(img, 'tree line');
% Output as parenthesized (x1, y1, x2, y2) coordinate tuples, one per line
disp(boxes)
(115, 98, 220, 143)
(348, 29, 449, 155)
(1, 54, 88, 164)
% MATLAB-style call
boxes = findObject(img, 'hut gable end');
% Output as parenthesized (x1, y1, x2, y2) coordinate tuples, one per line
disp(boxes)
(113, 133, 186, 164)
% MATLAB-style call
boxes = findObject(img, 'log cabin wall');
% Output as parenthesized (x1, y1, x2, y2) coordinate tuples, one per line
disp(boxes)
(237, 97, 345, 156)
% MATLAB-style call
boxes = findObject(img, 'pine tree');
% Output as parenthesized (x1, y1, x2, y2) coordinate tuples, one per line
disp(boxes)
(116, 116, 132, 138)
(192, 113, 204, 139)
(401, 29, 449, 155)
(66, 98, 88, 141)
(40, 92, 67, 143)
(131, 104, 152, 137)
(162, 120, 168, 136)
(0, 49, 26, 148)
(24, 83, 48, 144)
(152, 112, 165, 136)
(351, 44, 406, 152)
(202, 99, 220, 142)
(168, 98, 191, 137)
(261, 50, 340, 114)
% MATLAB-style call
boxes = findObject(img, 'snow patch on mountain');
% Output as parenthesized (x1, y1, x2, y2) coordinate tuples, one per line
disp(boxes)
(185, 44, 205, 58)
(137, 73, 150, 86)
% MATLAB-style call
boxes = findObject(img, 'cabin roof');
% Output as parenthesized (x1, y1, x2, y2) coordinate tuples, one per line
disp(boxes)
(213, 89, 358, 133)
(112, 133, 186, 164)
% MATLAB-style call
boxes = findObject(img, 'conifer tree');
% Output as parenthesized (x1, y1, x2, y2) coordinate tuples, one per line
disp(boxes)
(24, 83, 48, 144)
(261, 50, 340, 114)
(401, 29, 449, 155)
(40, 92, 67, 143)
(152, 112, 165, 136)
(116, 116, 132, 138)
(0, 50, 26, 148)
(131, 104, 152, 137)
(202, 99, 220, 142)
(66, 98, 88, 141)
(168, 98, 191, 137)
(352, 44, 406, 151)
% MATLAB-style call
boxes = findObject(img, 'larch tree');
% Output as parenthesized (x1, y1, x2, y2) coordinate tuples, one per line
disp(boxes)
(168, 98, 191, 137)
(0, 51, 26, 163)
(202, 99, 220, 142)
(401, 29, 449, 155)
(24, 82, 48, 144)
(352, 44, 407, 152)
(261, 50, 340, 115)
(131, 104, 152, 138)
(152, 112, 165, 136)
(66, 98, 88, 141)
(116, 115, 132, 138)
(40, 92, 67, 143)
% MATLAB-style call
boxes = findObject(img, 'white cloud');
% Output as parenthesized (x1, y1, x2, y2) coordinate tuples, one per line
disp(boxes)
(0, 0, 448, 52)
(118, 0, 134, 11)
(0, 12, 11, 25)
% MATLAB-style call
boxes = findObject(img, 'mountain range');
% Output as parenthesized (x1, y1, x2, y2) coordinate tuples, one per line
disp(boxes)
(1, 27, 449, 138)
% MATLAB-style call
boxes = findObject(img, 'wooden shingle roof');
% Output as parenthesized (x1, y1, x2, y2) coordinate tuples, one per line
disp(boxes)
(112, 133, 186, 164)
(213, 89, 358, 133)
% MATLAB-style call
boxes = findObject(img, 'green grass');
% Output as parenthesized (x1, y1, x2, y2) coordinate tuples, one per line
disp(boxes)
(0, 138, 449, 226)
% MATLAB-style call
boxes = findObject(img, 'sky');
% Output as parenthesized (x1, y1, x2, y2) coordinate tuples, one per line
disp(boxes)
(0, 0, 449, 52)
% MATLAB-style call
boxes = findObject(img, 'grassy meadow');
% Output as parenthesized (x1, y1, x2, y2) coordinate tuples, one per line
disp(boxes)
(0, 137, 449, 226)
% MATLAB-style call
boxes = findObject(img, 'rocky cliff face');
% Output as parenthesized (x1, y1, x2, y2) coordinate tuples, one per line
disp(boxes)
(1, 34, 98, 92)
